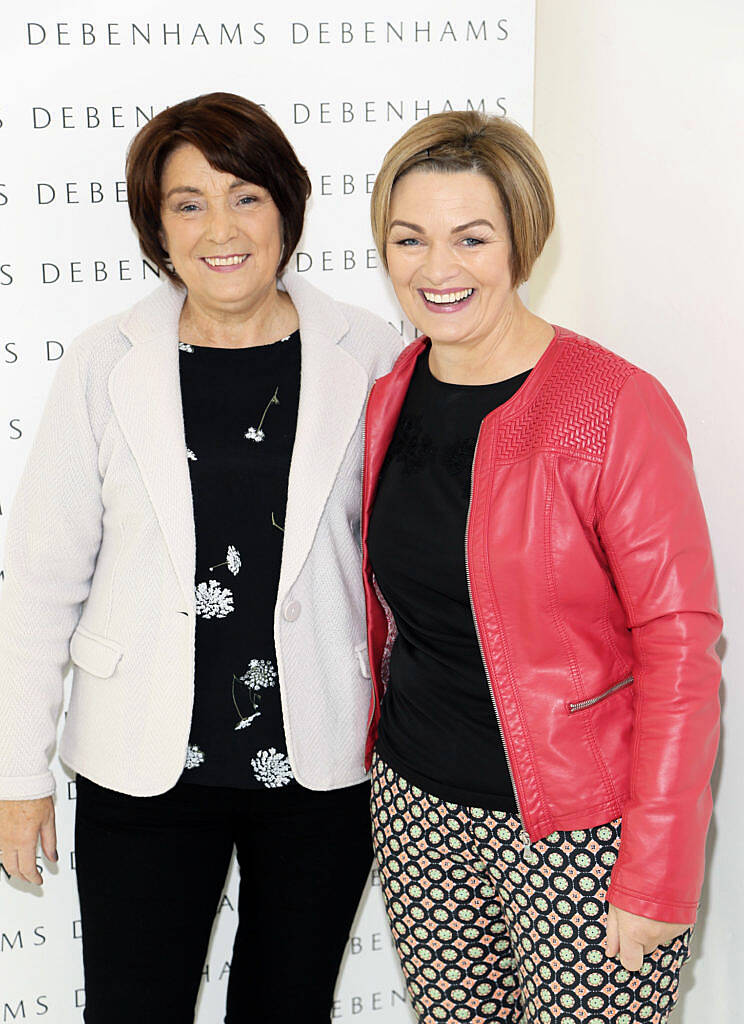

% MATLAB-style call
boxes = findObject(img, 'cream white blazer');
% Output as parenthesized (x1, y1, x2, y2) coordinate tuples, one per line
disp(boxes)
(0, 273, 402, 799)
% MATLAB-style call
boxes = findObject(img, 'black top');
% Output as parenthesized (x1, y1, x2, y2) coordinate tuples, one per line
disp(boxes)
(178, 331, 300, 789)
(367, 346, 530, 811)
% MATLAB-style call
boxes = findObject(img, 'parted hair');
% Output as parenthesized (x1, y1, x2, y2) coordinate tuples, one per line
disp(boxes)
(371, 110, 554, 286)
(126, 92, 311, 280)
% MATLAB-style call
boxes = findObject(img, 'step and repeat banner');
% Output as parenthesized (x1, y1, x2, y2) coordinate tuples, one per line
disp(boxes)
(0, 3, 535, 1020)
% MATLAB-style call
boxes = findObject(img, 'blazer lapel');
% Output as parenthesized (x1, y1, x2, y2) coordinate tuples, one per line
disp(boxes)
(109, 285, 196, 609)
(277, 274, 369, 602)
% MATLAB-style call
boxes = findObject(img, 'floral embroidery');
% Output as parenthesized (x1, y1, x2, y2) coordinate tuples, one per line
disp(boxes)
(239, 659, 277, 691)
(245, 386, 279, 443)
(186, 447, 198, 461)
(210, 544, 241, 576)
(195, 579, 234, 619)
(251, 748, 294, 787)
(185, 743, 205, 769)
(179, 342, 194, 353)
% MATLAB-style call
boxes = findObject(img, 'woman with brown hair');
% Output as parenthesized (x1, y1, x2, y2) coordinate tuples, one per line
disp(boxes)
(361, 110, 720, 1023)
(0, 92, 400, 1023)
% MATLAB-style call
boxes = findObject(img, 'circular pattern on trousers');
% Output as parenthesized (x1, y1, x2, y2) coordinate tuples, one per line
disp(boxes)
(371, 758, 691, 1024)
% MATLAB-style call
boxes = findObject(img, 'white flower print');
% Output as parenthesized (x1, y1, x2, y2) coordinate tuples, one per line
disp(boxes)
(185, 743, 205, 769)
(245, 386, 279, 443)
(195, 579, 234, 619)
(234, 711, 261, 731)
(239, 659, 277, 691)
(179, 342, 194, 353)
(186, 447, 198, 461)
(251, 748, 294, 788)
(210, 545, 241, 575)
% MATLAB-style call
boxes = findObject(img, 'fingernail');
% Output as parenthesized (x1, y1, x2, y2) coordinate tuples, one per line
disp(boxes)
(53, 849, 59, 862)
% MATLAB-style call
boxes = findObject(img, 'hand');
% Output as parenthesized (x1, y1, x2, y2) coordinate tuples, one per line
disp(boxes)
(0, 797, 57, 885)
(605, 902, 689, 972)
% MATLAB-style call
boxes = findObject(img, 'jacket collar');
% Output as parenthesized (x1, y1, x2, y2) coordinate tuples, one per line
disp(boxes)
(109, 273, 366, 609)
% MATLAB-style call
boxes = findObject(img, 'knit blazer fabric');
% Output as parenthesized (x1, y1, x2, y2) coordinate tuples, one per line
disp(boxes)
(0, 273, 402, 799)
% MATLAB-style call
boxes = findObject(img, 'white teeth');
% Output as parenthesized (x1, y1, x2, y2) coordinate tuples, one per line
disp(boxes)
(204, 254, 247, 267)
(422, 288, 474, 304)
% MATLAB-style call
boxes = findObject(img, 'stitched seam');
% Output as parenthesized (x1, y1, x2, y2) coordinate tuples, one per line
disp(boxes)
(543, 457, 619, 806)
(481, 428, 549, 821)
(607, 881, 698, 910)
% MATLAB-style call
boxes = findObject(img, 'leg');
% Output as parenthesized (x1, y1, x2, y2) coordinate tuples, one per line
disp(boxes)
(225, 780, 373, 1023)
(481, 817, 694, 1023)
(75, 776, 234, 1024)
(371, 756, 522, 1023)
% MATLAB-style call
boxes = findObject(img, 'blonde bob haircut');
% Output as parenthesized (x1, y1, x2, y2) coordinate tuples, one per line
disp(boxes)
(371, 110, 554, 287)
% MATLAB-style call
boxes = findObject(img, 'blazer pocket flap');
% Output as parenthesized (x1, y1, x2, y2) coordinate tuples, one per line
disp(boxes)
(69, 627, 123, 679)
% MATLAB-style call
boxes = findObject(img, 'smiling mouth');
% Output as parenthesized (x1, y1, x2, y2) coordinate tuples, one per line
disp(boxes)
(202, 254, 249, 268)
(420, 287, 474, 306)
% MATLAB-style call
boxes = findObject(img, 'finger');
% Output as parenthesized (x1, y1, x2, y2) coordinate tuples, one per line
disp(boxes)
(619, 931, 644, 973)
(40, 814, 58, 864)
(17, 845, 43, 886)
(605, 906, 620, 958)
(1, 847, 21, 880)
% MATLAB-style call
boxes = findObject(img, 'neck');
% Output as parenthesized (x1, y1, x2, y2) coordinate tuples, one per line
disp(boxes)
(427, 294, 554, 385)
(179, 283, 298, 349)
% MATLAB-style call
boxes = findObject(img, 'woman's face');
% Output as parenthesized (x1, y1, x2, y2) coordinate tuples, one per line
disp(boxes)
(386, 170, 515, 348)
(159, 143, 283, 314)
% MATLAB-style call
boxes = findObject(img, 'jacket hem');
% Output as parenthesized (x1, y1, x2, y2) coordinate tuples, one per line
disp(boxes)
(527, 793, 627, 841)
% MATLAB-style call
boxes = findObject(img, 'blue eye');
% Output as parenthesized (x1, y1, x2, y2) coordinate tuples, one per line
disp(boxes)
(237, 195, 257, 206)
(394, 238, 421, 247)
(462, 237, 484, 246)
(179, 203, 200, 213)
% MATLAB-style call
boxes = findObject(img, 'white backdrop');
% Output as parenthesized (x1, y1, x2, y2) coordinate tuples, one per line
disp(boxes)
(530, 2, 742, 1022)
(0, 3, 536, 1021)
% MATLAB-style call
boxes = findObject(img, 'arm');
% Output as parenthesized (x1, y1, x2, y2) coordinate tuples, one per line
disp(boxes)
(0, 341, 104, 801)
(596, 371, 721, 931)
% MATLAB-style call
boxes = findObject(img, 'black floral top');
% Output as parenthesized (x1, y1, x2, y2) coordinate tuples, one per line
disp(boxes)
(178, 331, 300, 789)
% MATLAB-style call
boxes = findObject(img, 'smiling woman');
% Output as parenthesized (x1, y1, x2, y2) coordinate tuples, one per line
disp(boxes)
(361, 111, 721, 1024)
(0, 92, 401, 1024)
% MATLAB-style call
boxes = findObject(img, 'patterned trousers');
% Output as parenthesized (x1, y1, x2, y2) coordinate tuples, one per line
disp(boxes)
(371, 756, 692, 1024)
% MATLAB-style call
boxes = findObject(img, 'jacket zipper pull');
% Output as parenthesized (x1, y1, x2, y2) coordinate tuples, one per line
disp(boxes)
(520, 828, 531, 855)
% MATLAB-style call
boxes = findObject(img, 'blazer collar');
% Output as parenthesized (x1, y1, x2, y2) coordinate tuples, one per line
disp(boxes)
(110, 274, 367, 609)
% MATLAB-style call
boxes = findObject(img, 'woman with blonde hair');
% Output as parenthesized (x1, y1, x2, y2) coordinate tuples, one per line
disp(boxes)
(361, 110, 720, 1023)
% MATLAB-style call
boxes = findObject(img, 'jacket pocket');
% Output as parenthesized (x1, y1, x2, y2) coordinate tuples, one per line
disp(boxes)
(567, 674, 633, 714)
(69, 625, 124, 679)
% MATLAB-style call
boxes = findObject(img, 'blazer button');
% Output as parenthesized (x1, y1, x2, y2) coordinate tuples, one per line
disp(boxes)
(283, 600, 301, 622)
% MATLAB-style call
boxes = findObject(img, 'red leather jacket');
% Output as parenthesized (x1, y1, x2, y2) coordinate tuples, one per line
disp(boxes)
(361, 327, 721, 924)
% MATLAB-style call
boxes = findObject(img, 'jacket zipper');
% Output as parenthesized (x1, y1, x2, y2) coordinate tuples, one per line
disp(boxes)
(568, 674, 633, 713)
(464, 426, 531, 852)
(361, 408, 381, 733)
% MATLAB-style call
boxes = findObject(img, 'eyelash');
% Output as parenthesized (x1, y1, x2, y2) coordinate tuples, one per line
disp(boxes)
(393, 237, 486, 248)
(177, 195, 257, 213)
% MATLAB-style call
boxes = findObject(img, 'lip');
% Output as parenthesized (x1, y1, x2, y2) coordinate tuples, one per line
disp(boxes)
(418, 287, 475, 314)
(200, 253, 250, 273)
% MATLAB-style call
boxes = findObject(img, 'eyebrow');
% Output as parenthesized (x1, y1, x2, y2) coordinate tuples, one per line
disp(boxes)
(389, 218, 495, 234)
(164, 180, 251, 200)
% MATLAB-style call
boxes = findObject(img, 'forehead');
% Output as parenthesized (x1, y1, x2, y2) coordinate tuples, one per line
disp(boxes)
(160, 142, 254, 191)
(390, 169, 503, 221)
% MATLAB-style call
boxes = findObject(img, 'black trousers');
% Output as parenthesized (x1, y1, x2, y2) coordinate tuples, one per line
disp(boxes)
(74, 775, 373, 1023)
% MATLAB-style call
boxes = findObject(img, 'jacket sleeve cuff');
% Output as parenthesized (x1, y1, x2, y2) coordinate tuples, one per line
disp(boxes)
(0, 771, 56, 801)
(606, 880, 698, 925)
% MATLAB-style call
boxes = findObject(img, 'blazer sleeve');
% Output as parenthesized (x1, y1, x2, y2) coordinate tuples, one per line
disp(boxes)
(596, 369, 721, 923)
(0, 344, 103, 800)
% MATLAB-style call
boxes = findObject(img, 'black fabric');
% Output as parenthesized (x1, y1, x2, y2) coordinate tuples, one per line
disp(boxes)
(178, 332, 300, 789)
(75, 774, 373, 1024)
(368, 346, 529, 811)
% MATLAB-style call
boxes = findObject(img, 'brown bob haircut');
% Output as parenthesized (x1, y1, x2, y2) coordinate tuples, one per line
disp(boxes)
(126, 92, 311, 280)
(371, 110, 554, 287)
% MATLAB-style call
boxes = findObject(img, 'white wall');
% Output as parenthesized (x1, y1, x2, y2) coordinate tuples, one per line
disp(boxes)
(531, 2, 743, 1020)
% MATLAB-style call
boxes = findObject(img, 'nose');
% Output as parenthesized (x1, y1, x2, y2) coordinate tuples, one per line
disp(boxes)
(420, 241, 460, 286)
(205, 201, 239, 246)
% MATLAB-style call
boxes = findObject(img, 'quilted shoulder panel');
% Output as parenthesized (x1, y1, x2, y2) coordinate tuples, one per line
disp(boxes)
(494, 333, 638, 463)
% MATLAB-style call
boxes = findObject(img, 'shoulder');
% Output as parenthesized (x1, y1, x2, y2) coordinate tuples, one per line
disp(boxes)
(335, 298, 404, 366)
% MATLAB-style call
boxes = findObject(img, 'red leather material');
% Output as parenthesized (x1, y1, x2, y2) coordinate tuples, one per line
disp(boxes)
(362, 327, 721, 924)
